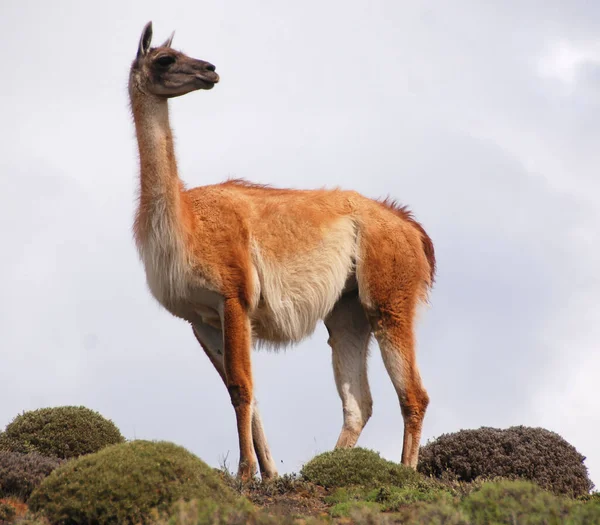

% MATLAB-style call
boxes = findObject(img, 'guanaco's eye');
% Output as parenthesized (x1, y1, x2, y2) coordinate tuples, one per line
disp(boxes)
(155, 55, 176, 67)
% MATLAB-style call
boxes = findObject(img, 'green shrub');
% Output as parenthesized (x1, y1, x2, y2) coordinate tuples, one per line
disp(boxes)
(579, 491, 600, 503)
(399, 500, 469, 525)
(166, 498, 266, 525)
(567, 499, 600, 525)
(0, 501, 16, 523)
(0, 406, 124, 460)
(373, 482, 449, 511)
(459, 480, 599, 524)
(329, 500, 381, 518)
(300, 448, 420, 488)
(29, 440, 242, 525)
(325, 482, 449, 514)
(165, 497, 327, 525)
(0, 451, 62, 500)
(418, 426, 593, 497)
(399, 481, 600, 525)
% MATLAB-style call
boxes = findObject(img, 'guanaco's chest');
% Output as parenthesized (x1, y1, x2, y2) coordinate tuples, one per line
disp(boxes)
(137, 226, 223, 327)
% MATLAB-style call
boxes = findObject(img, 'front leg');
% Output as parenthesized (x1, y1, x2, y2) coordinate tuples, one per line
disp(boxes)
(192, 322, 277, 478)
(222, 297, 257, 480)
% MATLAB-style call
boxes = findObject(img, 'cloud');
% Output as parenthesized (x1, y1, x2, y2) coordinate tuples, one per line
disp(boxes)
(538, 40, 600, 87)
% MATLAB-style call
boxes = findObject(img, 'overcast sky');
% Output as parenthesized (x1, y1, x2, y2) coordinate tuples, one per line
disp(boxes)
(1, 0, 599, 486)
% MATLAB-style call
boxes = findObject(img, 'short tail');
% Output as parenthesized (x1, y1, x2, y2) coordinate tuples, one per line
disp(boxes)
(378, 198, 436, 288)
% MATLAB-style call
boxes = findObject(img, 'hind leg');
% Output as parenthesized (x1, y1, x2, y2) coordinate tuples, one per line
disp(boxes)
(357, 215, 431, 469)
(371, 305, 429, 468)
(192, 321, 278, 479)
(325, 292, 373, 449)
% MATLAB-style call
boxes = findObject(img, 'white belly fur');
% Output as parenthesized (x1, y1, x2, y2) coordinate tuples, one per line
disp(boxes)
(250, 218, 358, 345)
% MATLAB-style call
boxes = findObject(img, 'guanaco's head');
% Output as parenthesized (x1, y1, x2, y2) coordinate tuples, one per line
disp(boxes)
(129, 21, 219, 99)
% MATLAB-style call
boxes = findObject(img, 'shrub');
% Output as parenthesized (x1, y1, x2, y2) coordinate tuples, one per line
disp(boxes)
(0, 501, 16, 523)
(325, 482, 449, 514)
(399, 500, 469, 525)
(0, 451, 62, 500)
(397, 481, 600, 525)
(461, 480, 577, 524)
(578, 491, 600, 503)
(0, 406, 124, 460)
(29, 440, 243, 524)
(418, 426, 593, 497)
(329, 500, 381, 518)
(568, 498, 600, 524)
(373, 483, 449, 511)
(300, 448, 420, 488)
(166, 498, 320, 524)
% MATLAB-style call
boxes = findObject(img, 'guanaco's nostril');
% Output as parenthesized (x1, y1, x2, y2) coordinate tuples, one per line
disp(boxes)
(205, 63, 216, 72)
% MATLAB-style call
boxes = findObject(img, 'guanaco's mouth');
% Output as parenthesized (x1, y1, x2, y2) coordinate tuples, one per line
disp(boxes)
(195, 72, 219, 89)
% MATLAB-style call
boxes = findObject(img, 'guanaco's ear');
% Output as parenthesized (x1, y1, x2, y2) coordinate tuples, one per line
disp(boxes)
(160, 31, 175, 48)
(137, 21, 153, 58)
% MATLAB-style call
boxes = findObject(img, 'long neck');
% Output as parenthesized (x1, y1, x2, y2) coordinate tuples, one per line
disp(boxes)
(131, 93, 188, 244)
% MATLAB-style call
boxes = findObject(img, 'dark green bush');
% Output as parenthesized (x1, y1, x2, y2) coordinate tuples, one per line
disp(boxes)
(0, 406, 124, 460)
(0, 451, 62, 500)
(418, 426, 593, 497)
(0, 501, 16, 523)
(29, 440, 243, 524)
(300, 448, 420, 488)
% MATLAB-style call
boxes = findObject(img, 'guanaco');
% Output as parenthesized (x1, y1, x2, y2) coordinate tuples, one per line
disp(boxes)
(128, 22, 435, 480)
